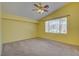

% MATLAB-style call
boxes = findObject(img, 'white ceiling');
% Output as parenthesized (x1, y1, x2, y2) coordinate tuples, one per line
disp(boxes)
(2, 2, 68, 20)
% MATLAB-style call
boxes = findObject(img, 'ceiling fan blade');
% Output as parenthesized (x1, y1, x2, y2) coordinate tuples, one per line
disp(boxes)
(38, 3, 42, 6)
(32, 9, 37, 11)
(34, 4, 39, 8)
(44, 9, 48, 12)
(44, 5, 49, 8)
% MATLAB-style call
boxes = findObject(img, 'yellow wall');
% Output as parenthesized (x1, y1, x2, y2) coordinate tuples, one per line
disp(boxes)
(2, 13, 38, 23)
(2, 14, 38, 43)
(37, 3, 79, 46)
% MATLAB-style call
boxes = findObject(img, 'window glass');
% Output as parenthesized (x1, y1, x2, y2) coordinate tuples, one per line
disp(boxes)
(45, 17, 67, 34)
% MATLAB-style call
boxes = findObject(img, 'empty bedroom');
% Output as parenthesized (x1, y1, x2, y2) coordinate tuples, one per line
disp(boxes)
(0, 2, 79, 56)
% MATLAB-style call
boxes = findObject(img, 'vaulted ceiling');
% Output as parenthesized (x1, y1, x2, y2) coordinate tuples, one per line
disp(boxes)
(2, 2, 68, 20)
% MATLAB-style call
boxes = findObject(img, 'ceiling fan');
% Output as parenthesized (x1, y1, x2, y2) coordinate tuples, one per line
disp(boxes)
(33, 3, 49, 14)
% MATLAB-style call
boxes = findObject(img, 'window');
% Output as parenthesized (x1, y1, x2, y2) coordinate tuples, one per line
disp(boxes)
(45, 17, 67, 34)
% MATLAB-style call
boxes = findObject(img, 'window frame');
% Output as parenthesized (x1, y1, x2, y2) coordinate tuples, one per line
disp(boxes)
(45, 16, 68, 34)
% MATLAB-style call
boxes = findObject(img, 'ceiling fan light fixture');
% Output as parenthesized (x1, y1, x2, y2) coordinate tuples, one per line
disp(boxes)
(37, 10, 44, 14)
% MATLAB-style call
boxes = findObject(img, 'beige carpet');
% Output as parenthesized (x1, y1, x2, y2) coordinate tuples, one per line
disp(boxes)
(2, 38, 79, 56)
